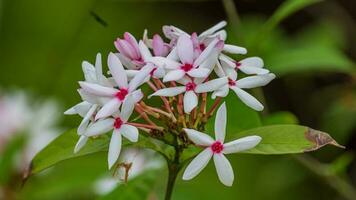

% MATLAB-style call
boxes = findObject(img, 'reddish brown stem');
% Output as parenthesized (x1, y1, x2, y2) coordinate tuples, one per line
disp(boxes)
(205, 97, 222, 120)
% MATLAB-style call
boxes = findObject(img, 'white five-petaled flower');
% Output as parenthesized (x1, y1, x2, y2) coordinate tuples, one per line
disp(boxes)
(83, 95, 139, 169)
(148, 34, 220, 82)
(79, 53, 146, 120)
(218, 55, 270, 77)
(183, 102, 261, 186)
(213, 73, 275, 111)
(65, 53, 111, 135)
(149, 77, 228, 113)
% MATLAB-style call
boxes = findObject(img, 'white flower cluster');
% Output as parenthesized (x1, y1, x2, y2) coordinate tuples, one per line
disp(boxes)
(65, 21, 275, 186)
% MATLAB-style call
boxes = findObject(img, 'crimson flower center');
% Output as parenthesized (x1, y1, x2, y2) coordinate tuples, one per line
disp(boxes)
(235, 62, 241, 69)
(185, 82, 196, 91)
(114, 117, 123, 129)
(115, 88, 128, 101)
(211, 141, 224, 154)
(181, 63, 193, 72)
(199, 43, 206, 51)
(149, 67, 157, 76)
(228, 78, 236, 86)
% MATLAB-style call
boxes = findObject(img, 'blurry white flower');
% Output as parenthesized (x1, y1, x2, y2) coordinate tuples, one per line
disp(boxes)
(182, 103, 261, 186)
(0, 90, 61, 169)
(94, 148, 163, 195)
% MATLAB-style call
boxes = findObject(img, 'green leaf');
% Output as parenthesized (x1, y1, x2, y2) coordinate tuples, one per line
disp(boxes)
(259, 0, 322, 39)
(265, 46, 354, 76)
(236, 125, 344, 154)
(30, 129, 167, 175)
(262, 111, 299, 125)
(98, 169, 159, 200)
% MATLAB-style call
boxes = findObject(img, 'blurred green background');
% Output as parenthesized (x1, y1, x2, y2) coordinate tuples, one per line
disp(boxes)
(0, 0, 355, 199)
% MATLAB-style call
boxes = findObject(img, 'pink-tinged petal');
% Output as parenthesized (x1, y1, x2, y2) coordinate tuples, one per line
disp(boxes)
(79, 81, 117, 97)
(183, 128, 214, 146)
(153, 67, 165, 78)
(128, 65, 152, 92)
(138, 40, 152, 61)
(187, 68, 210, 78)
(143, 29, 153, 48)
(126, 69, 139, 79)
(163, 69, 185, 82)
(108, 129, 122, 169)
(198, 21, 227, 39)
(239, 57, 264, 68)
(210, 30, 227, 40)
(108, 53, 128, 88)
(231, 87, 264, 111)
(223, 136, 262, 154)
(177, 34, 194, 64)
(195, 77, 228, 93)
(77, 89, 101, 105)
(213, 154, 234, 186)
(114, 39, 137, 60)
(131, 89, 143, 103)
(121, 95, 135, 122)
(239, 66, 269, 75)
(78, 104, 98, 135)
(120, 124, 139, 142)
(182, 148, 213, 180)
(148, 87, 185, 98)
(95, 99, 121, 120)
(95, 53, 103, 82)
(236, 73, 275, 89)
(82, 61, 96, 83)
(124, 32, 140, 58)
(214, 102, 226, 142)
(212, 85, 229, 99)
(219, 54, 235, 68)
(166, 47, 179, 61)
(74, 135, 88, 153)
(64, 101, 91, 116)
(116, 53, 136, 69)
(146, 57, 180, 69)
(223, 65, 238, 80)
(214, 61, 226, 78)
(183, 91, 198, 113)
(152, 34, 165, 56)
(193, 38, 219, 67)
(85, 118, 115, 137)
(223, 44, 247, 54)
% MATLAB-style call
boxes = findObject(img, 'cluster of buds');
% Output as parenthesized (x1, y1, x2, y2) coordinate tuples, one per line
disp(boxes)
(65, 21, 275, 186)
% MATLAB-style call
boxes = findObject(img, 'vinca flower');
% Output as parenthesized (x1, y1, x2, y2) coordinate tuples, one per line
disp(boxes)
(183, 103, 261, 186)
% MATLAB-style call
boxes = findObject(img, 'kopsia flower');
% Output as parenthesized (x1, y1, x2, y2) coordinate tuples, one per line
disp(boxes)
(65, 21, 274, 187)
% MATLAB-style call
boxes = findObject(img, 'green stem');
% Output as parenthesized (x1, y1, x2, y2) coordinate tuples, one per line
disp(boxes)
(164, 136, 182, 200)
(164, 162, 180, 200)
